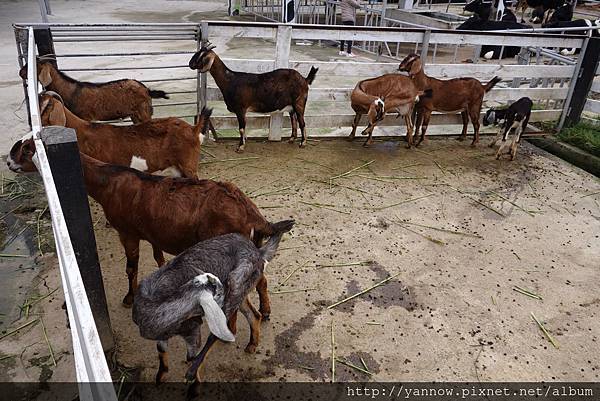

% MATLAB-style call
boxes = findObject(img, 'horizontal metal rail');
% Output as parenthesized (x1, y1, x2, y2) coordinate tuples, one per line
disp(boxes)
(25, 27, 117, 401)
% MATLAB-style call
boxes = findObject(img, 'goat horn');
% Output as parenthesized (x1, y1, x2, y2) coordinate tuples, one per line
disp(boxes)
(207, 44, 216, 51)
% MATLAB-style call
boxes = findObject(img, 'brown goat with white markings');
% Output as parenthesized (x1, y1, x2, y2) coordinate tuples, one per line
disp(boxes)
(77, 153, 291, 322)
(398, 54, 501, 147)
(348, 73, 426, 148)
(20, 58, 168, 123)
(188, 45, 318, 152)
(7, 93, 209, 179)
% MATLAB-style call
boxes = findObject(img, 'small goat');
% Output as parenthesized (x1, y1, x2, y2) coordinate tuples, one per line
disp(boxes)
(7, 92, 209, 179)
(349, 74, 426, 147)
(188, 44, 318, 151)
(133, 230, 291, 383)
(398, 54, 501, 146)
(465, 0, 518, 21)
(20, 58, 168, 123)
(484, 97, 533, 160)
(78, 153, 293, 319)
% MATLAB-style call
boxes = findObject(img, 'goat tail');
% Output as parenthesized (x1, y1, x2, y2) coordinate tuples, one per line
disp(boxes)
(305, 66, 319, 85)
(484, 76, 502, 93)
(193, 107, 213, 139)
(259, 219, 295, 262)
(148, 89, 170, 99)
(196, 273, 235, 342)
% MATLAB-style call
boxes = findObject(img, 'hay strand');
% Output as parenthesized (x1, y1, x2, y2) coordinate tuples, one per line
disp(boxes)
(331, 320, 336, 383)
(329, 160, 374, 181)
(0, 319, 39, 341)
(316, 260, 372, 269)
(531, 312, 559, 349)
(40, 317, 56, 367)
(370, 194, 434, 211)
(327, 272, 401, 309)
(336, 358, 373, 376)
(513, 286, 542, 300)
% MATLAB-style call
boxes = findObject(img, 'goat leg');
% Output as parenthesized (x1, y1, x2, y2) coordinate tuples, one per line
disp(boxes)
(208, 119, 218, 141)
(120, 235, 140, 307)
(296, 109, 308, 148)
(457, 111, 469, 142)
(235, 113, 247, 153)
(185, 313, 236, 382)
(155, 340, 169, 384)
(416, 111, 429, 147)
(469, 107, 481, 146)
(404, 114, 414, 149)
(288, 111, 298, 143)
(240, 297, 261, 354)
(348, 113, 361, 141)
(256, 274, 271, 320)
(152, 244, 166, 266)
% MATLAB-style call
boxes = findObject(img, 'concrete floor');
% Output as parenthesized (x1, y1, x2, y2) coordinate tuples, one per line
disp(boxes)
(0, 0, 598, 387)
(94, 137, 600, 383)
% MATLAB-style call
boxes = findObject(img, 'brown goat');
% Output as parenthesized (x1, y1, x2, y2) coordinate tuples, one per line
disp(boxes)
(20, 59, 168, 123)
(189, 45, 318, 152)
(7, 93, 209, 179)
(78, 153, 290, 322)
(398, 54, 501, 147)
(349, 74, 425, 148)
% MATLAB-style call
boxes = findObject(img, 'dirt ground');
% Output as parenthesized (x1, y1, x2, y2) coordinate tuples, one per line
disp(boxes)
(90, 137, 600, 383)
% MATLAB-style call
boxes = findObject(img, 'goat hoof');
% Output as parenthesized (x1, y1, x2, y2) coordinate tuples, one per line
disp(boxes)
(245, 344, 257, 354)
(260, 312, 270, 321)
(236, 145, 245, 153)
(347, 134, 355, 141)
(155, 371, 168, 385)
(470, 141, 479, 147)
(288, 137, 295, 144)
(456, 136, 466, 142)
(122, 294, 134, 308)
(299, 141, 307, 148)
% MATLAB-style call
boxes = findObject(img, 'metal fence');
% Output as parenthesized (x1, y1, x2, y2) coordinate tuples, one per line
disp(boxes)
(21, 27, 117, 401)
(15, 21, 589, 139)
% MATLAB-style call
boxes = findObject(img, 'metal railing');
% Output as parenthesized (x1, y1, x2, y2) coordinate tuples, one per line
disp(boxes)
(24, 27, 117, 401)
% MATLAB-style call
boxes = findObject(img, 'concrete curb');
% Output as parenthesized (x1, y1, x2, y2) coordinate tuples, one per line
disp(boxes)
(526, 136, 600, 178)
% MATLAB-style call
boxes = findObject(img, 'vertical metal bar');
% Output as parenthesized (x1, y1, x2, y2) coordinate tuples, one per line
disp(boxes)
(198, 22, 209, 124)
(14, 26, 31, 128)
(559, 37, 600, 130)
(269, 25, 292, 141)
(420, 29, 430, 64)
(41, 127, 115, 352)
(38, 0, 48, 22)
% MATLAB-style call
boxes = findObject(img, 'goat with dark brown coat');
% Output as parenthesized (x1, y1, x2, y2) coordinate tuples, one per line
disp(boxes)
(20, 58, 168, 123)
(398, 54, 501, 147)
(349, 73, 426, 148)
(7, 93, 209, 179)
(78, 153, 292, 323)
(188, 45, 318, 151)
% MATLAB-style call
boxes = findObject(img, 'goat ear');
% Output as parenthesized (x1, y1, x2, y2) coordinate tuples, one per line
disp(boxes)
(47, 101, 67, 126)
(409, 58, 422, 76)
(40, 97, 51, 116)
(38, 64, 52, 87)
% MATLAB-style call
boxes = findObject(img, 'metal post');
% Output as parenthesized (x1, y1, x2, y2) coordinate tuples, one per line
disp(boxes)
(41, 127, 115, 352)
(33, 27, 57, 67)
(420, 29, 430, 64)
(38, 0, 48, 22)
(559, 37, 600, 131)
(269, 25, 292, 141)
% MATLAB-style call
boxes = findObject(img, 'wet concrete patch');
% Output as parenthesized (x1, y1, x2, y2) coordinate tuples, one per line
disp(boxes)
(264, 312, 328, 380)
(337, 262, 418, 313)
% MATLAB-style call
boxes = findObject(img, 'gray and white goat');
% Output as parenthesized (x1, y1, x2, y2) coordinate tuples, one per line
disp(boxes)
(484, 97, 533, 161)
(133, 224, 293, 383)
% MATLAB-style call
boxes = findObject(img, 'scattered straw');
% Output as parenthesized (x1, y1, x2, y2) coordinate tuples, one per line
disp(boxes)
(513, 286, 542, 300)
(0, 319, 39, 341)
(331, 320, 336, 383)
(491, 191, 535, 217)
(278, 261, 309, 287)
(397, 221, 483, 239)
(392, 163, 422, 170)
(329, 160, 374, 181)
(365, 321, 383, 326)
(36, 206, 48, 256)
(0, 254, 28, 258)
(370, 193, 434, 211)
(531, 312, 559, 349)
(269, 287, 316, 295)
(251, 186, 292, 198)
(360, 357, 370, 373)
(580, 191, 600, 198)
(40, 317, 56, 367)
(316, 260, 372, 269)
(392, 221, 446, 245)
(299, 200, 350, 214)
(200, 156, 259, 164)
(312, 179, 371, 195)
(336, 358, 373, 376)
(328, 272, 401, 309)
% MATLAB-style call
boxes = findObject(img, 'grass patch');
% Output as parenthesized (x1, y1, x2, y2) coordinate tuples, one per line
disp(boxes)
(558, 121, 600, 157)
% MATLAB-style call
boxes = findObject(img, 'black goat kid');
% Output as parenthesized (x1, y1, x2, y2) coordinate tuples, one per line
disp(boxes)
(189, 45, 318, 152)
(484, 97, 533, 160)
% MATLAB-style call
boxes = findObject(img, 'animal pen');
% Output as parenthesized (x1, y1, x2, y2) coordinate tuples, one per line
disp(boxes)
(9, 20, 600, 397)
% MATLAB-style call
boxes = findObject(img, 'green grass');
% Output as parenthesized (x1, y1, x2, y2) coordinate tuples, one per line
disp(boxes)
(558, 121, 600, 157)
